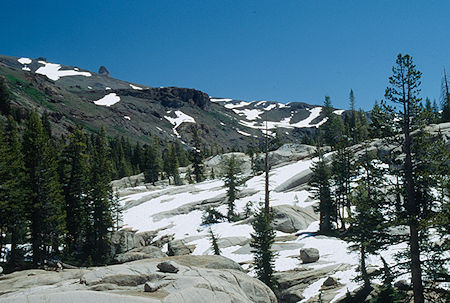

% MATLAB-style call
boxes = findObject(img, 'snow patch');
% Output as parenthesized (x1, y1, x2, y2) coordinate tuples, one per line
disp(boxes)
(237, 129, 252, 137)
(105, 87, 111, 90)
(93, 93, 121, 107)
(333, 109, 345, 115)
(130, 84, 143, 90)
(164, 111, 196, 137)
(124, 116, 131, 120)
(18, 57, 32, 64)
(224, 101, 249, 109)
(210, 98, 233, 102)
(35, 61, 91, 81)
(22, 66, 31, 71)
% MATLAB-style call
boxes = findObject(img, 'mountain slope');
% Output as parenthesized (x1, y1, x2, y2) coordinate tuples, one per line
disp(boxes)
(0, 54, 341, 149)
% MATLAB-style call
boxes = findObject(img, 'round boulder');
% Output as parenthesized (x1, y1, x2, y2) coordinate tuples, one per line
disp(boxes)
(300, 248, 320, 263)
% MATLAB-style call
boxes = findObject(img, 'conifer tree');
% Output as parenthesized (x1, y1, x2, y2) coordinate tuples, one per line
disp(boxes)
(191, 127, 204, 182)
(309, 144, 335, 233)
(0, 117, 27, 266)
(144, 136, 162, 184)
(369, 100, 394, 139)
(208, 228, 221, 255)
(22, 112, 65, 266)
(250, 207, 277, 291)
(167, 142, 181, 185)
(0, 76, 11, 116)
(86, 127, 115, 264)
(61, 125, 88, 257)
(346, 145, 390, 287)
(441, 69, 450, 122)
(223, 154, 243, 221)
(384, 54, 424, 302)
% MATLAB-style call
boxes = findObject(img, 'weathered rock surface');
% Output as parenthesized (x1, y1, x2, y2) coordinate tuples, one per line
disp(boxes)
(0, 255, 276, 303)
(300, 248, 320, 263)
(110, 229, 158, 259)
(115, 246, 167, 263)
(271, 205, 318, 233)
(167, 239, 195, 256)
(157, 261, 179, 273)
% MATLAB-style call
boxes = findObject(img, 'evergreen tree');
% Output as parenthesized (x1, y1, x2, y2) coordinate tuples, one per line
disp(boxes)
(175, 140, 189, 167)
(144, 136, 162, 184)
(250, 208, 277, 291)
(309, 144, 335, 233)
(208, 228, 221, 255)
(384, 53, 424, 302)
(191, 127, 205, 182)
(369, 100, 394, 139)
(0, 76, 11, 116)
(86, 127, 115, 264)
(61, 125, 89, 257)
(331, 141, 355, 230)
(167, 142, 181, 185)
(22, 112, 65, 266)
(346, 145, 390, 287)
(441, 69, 450, 122)
(223, 154, 243, 221)
(0, 117, 27, 267)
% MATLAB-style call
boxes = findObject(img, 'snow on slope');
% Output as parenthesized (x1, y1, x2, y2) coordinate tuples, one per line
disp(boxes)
(164, 110, 196, 137)
(93, 93, 121, 106)
(239, 106, 327, 131)
(35, 60, 91, 81)
(118, 150, 412, 302)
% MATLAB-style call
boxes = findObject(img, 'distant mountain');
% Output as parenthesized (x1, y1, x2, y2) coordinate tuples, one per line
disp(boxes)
(0, 54, 343, 149)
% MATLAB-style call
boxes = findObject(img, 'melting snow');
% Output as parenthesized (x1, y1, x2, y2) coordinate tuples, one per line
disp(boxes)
(237, 129, 252, 137)
(130, 84, 143, 90)
(164, 111, 196, 137)
(35, 61, 91, 81)
(233, 108, 264, 120)
(333, 109, 345, 115)
(224, 101, 250, 109)
(124, 116, 131, 120)
(93, 93, 121, 106)
(18, 57, 32, 64)
(210, 98, 233, 102)
(105, 87, 112, 90)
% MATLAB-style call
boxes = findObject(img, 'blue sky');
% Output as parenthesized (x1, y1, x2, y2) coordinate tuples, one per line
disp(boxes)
(1, 0, 449, 109)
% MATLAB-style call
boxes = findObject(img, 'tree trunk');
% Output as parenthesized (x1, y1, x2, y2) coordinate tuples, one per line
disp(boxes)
(403, 103, 424, 303)
(360, 245, 370, 287)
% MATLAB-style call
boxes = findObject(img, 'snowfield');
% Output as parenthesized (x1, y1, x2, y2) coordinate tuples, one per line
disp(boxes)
(93, 93, 121, 106)
(117, 150, 409, 302)
(164, 110, 196, 137)
(35, 61, 91, 81)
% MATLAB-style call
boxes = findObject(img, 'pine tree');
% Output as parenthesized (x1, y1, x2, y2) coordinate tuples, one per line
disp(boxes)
(250, 207, 277, 291)
(168, 142, 181, 185)
(384, 53, 424, 302)
(86, 126, 115, 265)
(61, 125, 89, 257)
(331, 141, 355, 230)
(22, 112, 65, 266)
(369, 100, 394, 139)
(309, 144, 335, 233)
(208, 228, 221, 255)
(144, 136, 162, 184)
(191, 127, 204, 182)
(223, 154, 243, 221)
(346, 144, 390, 287)
(0, 117, 27, 267)
(441, 69, 450, 122)
(0, 76, 11, 116)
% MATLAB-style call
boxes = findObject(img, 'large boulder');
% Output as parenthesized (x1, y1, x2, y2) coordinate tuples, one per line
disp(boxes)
(110, 229, 157, 258)
(299, 248, 320, 263)
(167, 239, 195, 256)
(115, 246, 167, 263)
(271, 205, 318, 233)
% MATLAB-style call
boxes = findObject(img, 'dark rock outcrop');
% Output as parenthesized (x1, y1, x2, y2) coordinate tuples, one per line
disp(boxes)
(98, 65, 110, 76)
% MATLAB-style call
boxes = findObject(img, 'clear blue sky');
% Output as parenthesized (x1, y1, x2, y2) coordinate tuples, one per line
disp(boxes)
(1, 0, 449, 109)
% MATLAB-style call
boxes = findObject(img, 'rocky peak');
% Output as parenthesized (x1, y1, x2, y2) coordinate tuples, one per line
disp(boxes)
(98, 65, 110, 76)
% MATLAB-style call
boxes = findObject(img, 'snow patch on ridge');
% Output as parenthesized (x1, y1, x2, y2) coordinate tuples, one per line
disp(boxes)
(93, 93, 121, 107)
(35, 61, 91, 81)
(130, 84, 143, 90)
(18, 57, 32, 64)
